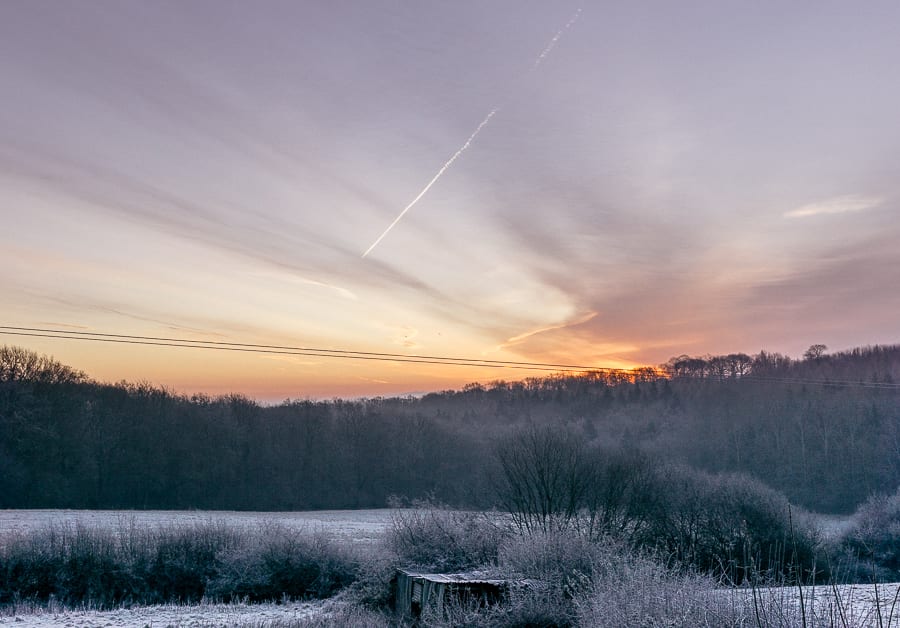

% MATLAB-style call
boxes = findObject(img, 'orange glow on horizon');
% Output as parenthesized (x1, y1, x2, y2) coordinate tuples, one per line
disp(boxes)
(1, 331, 663, 402)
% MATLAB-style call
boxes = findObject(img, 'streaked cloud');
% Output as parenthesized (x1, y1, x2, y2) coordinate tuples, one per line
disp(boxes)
(494, 312, 598, 352)
(785, 195, 884, 219)
(262, 355, 321, 367)
(246, 271, 357, 301)
(357, 376, 391, 385)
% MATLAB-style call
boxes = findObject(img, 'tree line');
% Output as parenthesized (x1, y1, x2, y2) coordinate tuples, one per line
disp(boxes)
(1, 343, 898, 513)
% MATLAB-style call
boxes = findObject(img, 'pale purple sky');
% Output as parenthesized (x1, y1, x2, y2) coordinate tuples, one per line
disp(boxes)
(1, 1, 898, 399)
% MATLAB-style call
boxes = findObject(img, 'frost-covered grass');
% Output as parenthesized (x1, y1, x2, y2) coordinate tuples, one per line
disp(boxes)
(738, 582, 900, 627)
(0, 520, 360, 608)
(4, 581, 899, 627)
(0, 599, 331, 627)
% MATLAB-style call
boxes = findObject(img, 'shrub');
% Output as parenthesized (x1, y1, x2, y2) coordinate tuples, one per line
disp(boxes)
(497, 528, 614, 590)
(144, 522, 244, 602)
(574, 553, 752, 628)
(0, 523, 143, 606)
(345, 542, 397, 609)
(632, 466, 823, 584)
(839, 486, 900, 581)
(0, 520, 361, 608)
(207, 525, 358, 602)
(386, 507, 510, 572)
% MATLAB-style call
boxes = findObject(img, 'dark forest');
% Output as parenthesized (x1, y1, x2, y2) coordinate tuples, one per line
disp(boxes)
(1, 344, 898, 514)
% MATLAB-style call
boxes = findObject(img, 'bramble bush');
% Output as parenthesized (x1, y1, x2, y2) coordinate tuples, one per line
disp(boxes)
(0, 520, 359, 608)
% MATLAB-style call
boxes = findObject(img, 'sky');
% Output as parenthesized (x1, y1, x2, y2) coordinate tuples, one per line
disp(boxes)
(1, 1, 899, 401)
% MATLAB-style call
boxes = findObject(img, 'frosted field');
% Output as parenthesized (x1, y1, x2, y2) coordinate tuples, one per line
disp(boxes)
(0, 509, 396, 544)
(736, 582, 900, 627)
(0, 600, 330, 627)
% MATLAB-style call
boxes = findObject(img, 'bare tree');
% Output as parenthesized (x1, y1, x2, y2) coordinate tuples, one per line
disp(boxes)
(0, 345, 86, 384)
(495, 426, 590, 535)
(496, 427, 669, 541)
(803, 344, 828, 361)
(581, 450, 663, 542)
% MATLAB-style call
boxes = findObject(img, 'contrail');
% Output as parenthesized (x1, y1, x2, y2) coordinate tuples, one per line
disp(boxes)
(533, 7, 582, 68)
(361, 107, 499, 258)
(361, 6, 583, 258)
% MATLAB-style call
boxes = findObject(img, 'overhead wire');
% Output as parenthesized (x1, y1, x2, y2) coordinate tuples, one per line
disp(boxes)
(0, 326, 626, 373)
(2, 325, 899, 390)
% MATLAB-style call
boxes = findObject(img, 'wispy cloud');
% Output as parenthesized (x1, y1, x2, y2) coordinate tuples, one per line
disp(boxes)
(785, 195, 883, 218)
(262, 355, 321, 367)
(34, 293, 246, 340)
(737, 230, 900, 349)
(247, 270, 357, 301)
(37, 321, 92, 331)
(493, 311, 598, 352)
(357, 376, 391, 384)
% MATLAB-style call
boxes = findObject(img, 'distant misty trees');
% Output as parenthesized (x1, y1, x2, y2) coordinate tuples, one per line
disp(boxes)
(666, 353, 754, 379)
(665, 345, 833, 380)
(1, 343, 899, 513)
(0, 345, 86, 383)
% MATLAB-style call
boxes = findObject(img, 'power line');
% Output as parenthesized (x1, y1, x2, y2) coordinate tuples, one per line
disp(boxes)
(0, 326, 632, 374)
(0, 326, 626, 370)
(3, 325, 898, 390)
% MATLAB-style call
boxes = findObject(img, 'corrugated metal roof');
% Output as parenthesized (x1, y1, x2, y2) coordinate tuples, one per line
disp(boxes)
(398, 572, 507, 585)
(397, 568, 534, 586)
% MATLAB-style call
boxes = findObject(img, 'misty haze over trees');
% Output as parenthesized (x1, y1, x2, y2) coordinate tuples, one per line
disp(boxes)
(1, 344, 899, 514)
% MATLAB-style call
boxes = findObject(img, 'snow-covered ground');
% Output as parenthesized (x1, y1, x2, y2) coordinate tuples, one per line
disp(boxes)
(0, 600, 329, 627)
(4, 584, 900, 627)
(742, 582, 900, 627)
(0, 509, 396, 544)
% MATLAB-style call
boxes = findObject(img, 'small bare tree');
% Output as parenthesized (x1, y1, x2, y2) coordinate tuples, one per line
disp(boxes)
(581, 450, 662, 542)
(495, 426, 590, 535)
(803, 344, 827, 361)
(496, 427, 665, 541)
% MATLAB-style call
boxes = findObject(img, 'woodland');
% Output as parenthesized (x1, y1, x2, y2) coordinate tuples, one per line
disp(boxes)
(1, 344, 898, 514)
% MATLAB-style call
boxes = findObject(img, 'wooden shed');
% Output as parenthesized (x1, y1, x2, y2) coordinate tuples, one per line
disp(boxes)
(394, 568, 526, 617)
